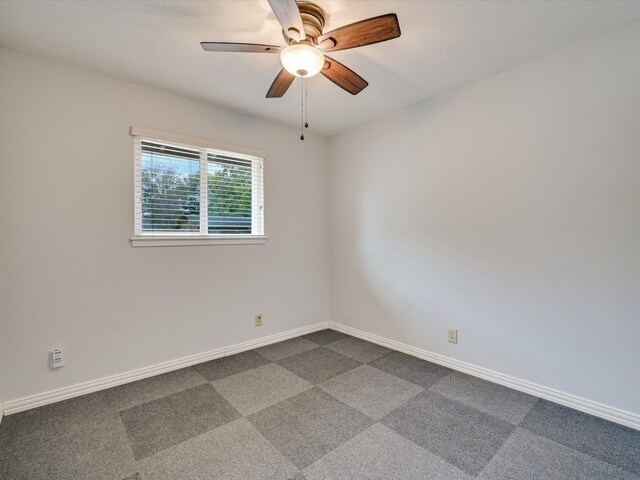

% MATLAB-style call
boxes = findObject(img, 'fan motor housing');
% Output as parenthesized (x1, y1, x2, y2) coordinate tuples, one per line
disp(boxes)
(284, 1, 327, 44)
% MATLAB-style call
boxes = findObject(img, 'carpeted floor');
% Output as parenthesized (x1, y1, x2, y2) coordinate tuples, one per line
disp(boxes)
(1, 329, 638, 479)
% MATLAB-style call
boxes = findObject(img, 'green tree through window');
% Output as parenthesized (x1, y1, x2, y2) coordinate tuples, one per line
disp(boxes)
(208, 160, 252, 234)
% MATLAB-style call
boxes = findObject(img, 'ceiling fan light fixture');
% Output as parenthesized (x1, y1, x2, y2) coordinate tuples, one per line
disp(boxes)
(280, 44, 325, 78)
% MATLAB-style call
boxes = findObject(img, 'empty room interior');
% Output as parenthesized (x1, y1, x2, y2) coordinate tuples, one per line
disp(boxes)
(1, 0, 640, 479)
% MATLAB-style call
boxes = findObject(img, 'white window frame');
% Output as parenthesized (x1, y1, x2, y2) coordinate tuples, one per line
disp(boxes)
(130, 126, 266, 247)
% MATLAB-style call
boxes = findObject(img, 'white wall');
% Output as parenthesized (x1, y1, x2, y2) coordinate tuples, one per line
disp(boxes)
(330, 22, 640, 414)
(0, 48, 330, 402)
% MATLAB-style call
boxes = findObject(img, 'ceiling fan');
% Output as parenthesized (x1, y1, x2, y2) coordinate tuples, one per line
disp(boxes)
(200, 0, 401, 98)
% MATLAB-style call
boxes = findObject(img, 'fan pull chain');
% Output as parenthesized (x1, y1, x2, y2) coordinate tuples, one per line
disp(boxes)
(304, 76, 309, 129)
(300, 76, 305, 141)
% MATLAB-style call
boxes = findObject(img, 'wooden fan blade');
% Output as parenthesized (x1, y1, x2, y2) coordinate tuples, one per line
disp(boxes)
(321, 56, 368, 95)
(267, 0, 305, 41)
(201, 42, 280, 53)
(266, 68, 296, 98)
(318, 14, 401, 52)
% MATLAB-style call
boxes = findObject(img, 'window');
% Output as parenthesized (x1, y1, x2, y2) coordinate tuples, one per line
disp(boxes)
(131, 128, 265, 246)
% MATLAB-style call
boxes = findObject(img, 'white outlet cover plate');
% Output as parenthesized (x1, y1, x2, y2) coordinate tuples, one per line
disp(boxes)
(50, 349, 66, 368)
(448, 329, 458, 344)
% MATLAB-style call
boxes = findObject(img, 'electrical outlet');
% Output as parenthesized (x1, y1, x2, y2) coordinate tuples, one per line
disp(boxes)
(50, 348, 65, 368)
(448, 328, 458, 344)
(255, 314, 263, 327)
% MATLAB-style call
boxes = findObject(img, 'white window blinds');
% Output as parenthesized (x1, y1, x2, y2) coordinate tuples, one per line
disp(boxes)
(134, 136, 264, 237)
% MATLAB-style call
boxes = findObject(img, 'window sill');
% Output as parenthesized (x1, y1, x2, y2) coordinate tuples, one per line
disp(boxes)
(130, 235, 267, 247)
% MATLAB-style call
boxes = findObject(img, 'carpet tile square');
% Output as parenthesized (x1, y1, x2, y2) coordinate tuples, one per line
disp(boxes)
(381, 390, 515, 475)
(136, 418, 299, 480)
(319, 365, 423, 420)
(120, 383, 240, 460)
(303, 423, 472, 480)
(247, 387, 372, 469)
(301, 329, 349, 345)
(193, 350, 270, 381)
(212, 363, 312, 415)
(479, 428, 639, 479)
(521, 399, 640, 476)
(369, 350, 452, 388)
(256, 337, 319, 361)
(278, 347, 361, 384)
(0, 393, 137, 480)
(101, 367, 206, 411)
(430, 370, 538, 424)
(325, 336, 392, 363)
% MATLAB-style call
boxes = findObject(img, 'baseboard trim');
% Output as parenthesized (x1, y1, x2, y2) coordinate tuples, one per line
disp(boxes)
(7, 320, 636, 430)
(3, 322, 328, 416)
(328, 322, 640, 431)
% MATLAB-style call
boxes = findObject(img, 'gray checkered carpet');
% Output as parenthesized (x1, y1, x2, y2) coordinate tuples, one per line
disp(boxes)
(1, 330, 639, 479)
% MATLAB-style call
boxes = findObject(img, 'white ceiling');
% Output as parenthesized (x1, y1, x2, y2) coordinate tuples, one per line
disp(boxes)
(1, 1, 640, 136)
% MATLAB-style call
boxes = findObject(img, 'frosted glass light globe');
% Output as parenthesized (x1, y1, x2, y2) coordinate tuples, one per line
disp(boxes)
(280, 44, 325, 77)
